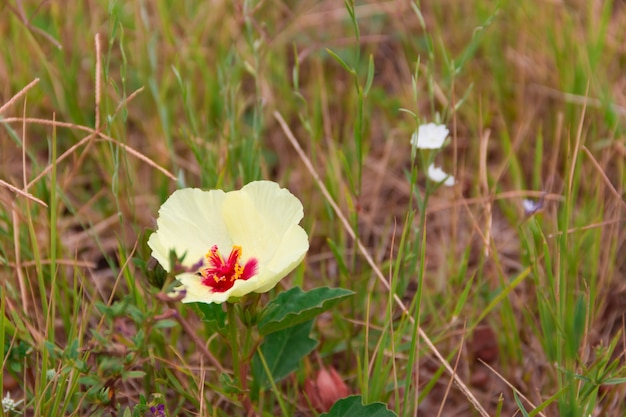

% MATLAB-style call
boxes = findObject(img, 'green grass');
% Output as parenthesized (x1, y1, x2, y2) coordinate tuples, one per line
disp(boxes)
(1, 0, 626, 416)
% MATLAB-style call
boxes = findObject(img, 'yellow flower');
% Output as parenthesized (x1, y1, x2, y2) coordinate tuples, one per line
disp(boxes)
(148, 181, 309, 304)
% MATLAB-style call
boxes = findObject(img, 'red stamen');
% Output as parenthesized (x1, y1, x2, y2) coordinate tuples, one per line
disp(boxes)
(199, 245, 258, 293)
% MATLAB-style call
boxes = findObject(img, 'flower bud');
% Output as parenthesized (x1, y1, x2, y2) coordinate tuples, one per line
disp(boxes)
(304, 366, 350, 412)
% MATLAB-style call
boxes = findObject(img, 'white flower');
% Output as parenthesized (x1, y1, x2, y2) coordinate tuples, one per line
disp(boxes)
(427, 163, 455, 186)
(148, 181, 309, 304)
(411, 123, 449, 149)
(2, 392, 23, 414)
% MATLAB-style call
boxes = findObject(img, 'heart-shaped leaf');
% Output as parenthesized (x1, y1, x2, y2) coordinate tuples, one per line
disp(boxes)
(252, 320, 317, 388)
(321, 395, 398, 417)
(258, 287, 354, 336)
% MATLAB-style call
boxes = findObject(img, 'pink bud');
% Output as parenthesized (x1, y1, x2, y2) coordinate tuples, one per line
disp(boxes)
(304, 367, 350, 412)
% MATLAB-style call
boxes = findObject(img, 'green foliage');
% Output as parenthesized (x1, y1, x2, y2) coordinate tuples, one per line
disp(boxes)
(514, 392, 531, 417)
(258, 287, 354, 336)
(193, 302, 227, 333)
(252, 320, 317, 389)
(321, 395, 398, 417)
(3, 339, 31, 374)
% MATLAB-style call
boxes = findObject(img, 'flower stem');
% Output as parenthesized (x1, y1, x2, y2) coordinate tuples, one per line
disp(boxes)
(226, 303, 258, 416)
(226, 303, 241, 384)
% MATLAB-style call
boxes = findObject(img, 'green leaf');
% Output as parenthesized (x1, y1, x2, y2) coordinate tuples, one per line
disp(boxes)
(326, 48, 355, 74)
(258, 287, 354, 336)
(252, 320, 317, 388)
(321, 395, 398, 417)
(327, 239, 349, 277)
(78, 375, 100, 387)
(192, 302, 226, 333)
(513, 391, 531, 417)
(603, 377, 626, 385)
(219, 372, 244, 395)
(123, 371, 146, 381)
(364, 54, 375, 96)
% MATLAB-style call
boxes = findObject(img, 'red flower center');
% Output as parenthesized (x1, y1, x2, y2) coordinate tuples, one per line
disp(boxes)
(199, 245, 258, 293)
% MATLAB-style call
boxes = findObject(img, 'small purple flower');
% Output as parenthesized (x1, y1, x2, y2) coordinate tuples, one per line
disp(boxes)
(523, 198, 544, 216)
(148, 404, 166, 417)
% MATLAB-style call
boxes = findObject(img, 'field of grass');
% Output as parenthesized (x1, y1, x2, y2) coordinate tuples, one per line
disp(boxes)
(1, 0, 625, 416)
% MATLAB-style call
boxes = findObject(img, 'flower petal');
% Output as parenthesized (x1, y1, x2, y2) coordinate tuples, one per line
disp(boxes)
(252, 225, 309, 293)
(221, 181, 309, 295)
(522, 198, 543, 215)
(221, 181, 305, 267)
(175, 272, 233, 304)
(427, 163, 455, 186)
(411, 123, 449, 149)
(176, 270, 267, 304)
(148, 188, 230, 271)
(240, 181, 305, 235)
